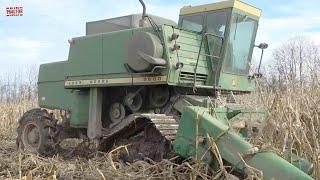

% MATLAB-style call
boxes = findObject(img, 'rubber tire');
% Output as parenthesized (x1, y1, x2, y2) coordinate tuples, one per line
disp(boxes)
(16, 109, 57, 156)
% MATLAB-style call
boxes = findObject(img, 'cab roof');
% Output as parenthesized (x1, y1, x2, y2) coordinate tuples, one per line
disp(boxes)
(180, 0, 261, 17)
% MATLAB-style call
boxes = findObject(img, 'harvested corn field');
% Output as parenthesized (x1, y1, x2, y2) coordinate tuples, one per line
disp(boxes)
(0, 81, 319, 179)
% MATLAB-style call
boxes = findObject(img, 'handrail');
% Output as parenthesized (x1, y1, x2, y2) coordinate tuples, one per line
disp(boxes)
(193, 32, 224, 90)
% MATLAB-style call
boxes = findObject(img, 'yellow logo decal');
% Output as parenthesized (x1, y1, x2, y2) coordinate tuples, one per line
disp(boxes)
(232, 79, 236, 87)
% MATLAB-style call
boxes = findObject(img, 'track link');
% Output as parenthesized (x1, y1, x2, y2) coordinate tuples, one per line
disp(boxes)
(100, 113, 178, 149)
(99, 113, 178, 161)
(140, 114, 178, 141)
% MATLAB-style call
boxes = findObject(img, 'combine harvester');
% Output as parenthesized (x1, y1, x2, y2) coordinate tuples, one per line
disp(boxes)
(16, 0, 314, 179)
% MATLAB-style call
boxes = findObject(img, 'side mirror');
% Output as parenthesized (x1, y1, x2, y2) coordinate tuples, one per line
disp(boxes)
(256, 43, 268, 50)
(250, 43, 268, 79)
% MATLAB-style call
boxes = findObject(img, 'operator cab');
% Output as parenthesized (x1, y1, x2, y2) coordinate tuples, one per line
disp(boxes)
(178, 0, 261, 92)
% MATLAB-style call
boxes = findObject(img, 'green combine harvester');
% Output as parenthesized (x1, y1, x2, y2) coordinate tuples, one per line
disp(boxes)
(16, 0, 314, 179)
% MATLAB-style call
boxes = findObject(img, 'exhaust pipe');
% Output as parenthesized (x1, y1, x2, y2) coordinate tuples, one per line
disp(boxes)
(139, 0, 146, 18)
(139, 0, 147, 27)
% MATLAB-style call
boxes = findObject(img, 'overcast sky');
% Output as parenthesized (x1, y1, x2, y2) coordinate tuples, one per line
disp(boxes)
(0, 0, 320, 74)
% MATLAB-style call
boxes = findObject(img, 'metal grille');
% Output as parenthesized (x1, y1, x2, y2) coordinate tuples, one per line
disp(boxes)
(179, 71, 207, 84)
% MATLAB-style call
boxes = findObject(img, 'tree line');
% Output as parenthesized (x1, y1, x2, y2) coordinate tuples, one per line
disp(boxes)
(260, 36, 320, 88)
(0, 67, 37, 102)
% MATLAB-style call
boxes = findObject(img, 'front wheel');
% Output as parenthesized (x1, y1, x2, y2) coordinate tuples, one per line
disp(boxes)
(16, 109, 58, 156)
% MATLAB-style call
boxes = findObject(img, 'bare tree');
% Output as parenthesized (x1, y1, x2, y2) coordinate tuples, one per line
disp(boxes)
(269, 36, 320, 87)
(0, 66, 38, 103)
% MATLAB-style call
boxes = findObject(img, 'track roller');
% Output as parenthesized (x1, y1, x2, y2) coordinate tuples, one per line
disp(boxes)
(109, 102, 126, 123)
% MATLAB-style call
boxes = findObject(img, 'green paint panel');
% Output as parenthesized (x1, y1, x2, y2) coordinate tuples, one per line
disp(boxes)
(70, 90, 89, 128)
(38, 61, 68, 82)
(218, 72, 255, 91)
(38, 80, 89, 128)
(38, 61, 71, 110)
(162, 25, 212, 86)
(102, 30, 133, 74)
(68, 35, 103, 76)
(38, 81, 72, 110)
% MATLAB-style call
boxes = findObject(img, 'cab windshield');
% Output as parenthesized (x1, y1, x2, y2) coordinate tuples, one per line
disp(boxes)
(223, 14, 257, 74)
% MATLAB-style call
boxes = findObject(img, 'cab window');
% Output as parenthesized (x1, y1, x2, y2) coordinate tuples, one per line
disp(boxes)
(207, 11, 228, 37)
(181, 15, 204, 32)
(206, 11, 228, 58)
